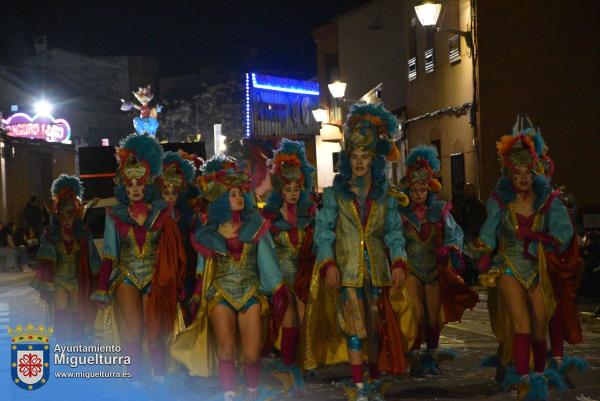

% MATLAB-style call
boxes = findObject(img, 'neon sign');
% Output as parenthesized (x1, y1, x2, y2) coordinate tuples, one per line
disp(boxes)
(1, 113, 71, 143)
(251, 73, 319, 95)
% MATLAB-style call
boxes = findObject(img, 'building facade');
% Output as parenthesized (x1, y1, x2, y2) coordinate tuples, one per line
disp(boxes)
(312, 0, 409, 190)
(403, 0, 475, 201)
(406, 0, 600, 207)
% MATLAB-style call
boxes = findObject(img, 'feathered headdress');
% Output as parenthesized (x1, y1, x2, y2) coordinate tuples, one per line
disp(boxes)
(115, 134, 163, 185)
(197, 154, 251, 203)
(51, 174, 84, 216)
(268, 139, 315, 194)
(158, 151, 195, 192)
(496, 114, 553, 177)
(178, 150, 205, 175)
(401, 145, 442, 193)
(343, 103, 400, 162)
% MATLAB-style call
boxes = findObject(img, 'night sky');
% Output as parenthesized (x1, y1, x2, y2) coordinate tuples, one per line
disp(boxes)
(1, 0, 367, 79)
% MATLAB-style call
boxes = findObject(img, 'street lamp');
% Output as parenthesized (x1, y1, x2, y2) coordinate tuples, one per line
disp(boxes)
(34, 100, 53, 116)
(312, 107, 343, 141)
(328, 81, 347, 99)
(414, 0, 442, 27)
(413, 0, 474, 51)
(311, 107, 329, 124)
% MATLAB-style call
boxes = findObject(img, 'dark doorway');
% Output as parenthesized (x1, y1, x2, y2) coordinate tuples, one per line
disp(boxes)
(450, 153, 465, 192)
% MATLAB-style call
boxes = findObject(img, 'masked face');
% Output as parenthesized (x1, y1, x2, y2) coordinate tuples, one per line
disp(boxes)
(409, 183, 428, 205)
(229, 187, 245, 212)
(350, 148, 373, 178)
(161, 186, 178, 203)
(126, 178, 146, 202)
(58, 210, 75, 230)
(281, 181, 301, 205)
(511, 165, 534, 192)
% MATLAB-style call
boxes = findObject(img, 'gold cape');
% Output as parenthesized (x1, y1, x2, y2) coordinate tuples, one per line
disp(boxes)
(298, 262, 417, 370)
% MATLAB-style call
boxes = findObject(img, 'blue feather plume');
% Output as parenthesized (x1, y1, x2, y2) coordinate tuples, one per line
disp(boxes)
(163, 151, 195, 185)
(51, 174, 84, 198)
(344, 103, 398, 136)
(405, 145, 441, 173)
(119, 134, 163, 177)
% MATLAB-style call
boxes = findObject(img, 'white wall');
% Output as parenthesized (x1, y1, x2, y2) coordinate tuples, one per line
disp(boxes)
(315, 135, 341, 191)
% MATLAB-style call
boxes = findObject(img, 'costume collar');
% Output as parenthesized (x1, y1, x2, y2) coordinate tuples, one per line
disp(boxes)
(332, 177, 387, 201)
(111, 198, 167, 230)
(194, 209, 267, 254)
(399, 200, 446, 230)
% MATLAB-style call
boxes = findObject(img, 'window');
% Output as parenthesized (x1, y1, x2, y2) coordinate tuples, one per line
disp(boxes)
(408, 57, 417, 81)
(408, 17, 417, 81)
(424, 48, 435, 73)
(448, 34, 461, 64)
(447, 0, 461, 64)
(424, 29, 435, 73)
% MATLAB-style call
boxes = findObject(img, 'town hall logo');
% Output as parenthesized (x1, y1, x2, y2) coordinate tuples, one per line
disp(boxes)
(8, 324, 53, 390)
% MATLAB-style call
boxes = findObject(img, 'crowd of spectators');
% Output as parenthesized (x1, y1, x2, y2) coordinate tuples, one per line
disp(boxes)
(0, 196, 48, 273)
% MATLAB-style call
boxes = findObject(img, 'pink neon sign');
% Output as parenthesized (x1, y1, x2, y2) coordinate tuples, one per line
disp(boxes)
(1, 113, 71, 143)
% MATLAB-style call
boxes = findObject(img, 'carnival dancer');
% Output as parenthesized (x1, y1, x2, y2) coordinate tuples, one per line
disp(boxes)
(168, 150, 209, 324)
(31, 175, 101, 342)
(300, 104, 410, 401)
(467, 115, 585, 400)
(262, 139, 316, 396)
(399, 145, 478, 376)
(91, 134, 186, 380)
(170, 155, 288, 401)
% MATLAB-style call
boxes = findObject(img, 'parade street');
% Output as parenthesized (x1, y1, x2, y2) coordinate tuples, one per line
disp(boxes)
(2, 272, 599, 401)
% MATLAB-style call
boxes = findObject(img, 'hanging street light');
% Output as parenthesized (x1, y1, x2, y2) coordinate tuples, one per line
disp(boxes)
(312, 107, 329, 123)
(414, 0, 442, 27)
(328, 81, 347, 99)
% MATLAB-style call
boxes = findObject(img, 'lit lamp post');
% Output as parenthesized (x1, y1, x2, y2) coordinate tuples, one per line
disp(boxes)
(414, 0, 442, 27)
(312, 107, 342, 142)
(327, 81, 347, 123)
(413, 0, 474, 51)
(328, 81, 347, 99)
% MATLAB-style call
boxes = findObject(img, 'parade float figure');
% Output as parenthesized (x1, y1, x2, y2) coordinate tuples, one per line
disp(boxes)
(31, 175, 101, 342)
(262, 139, 317, 396)
(300, 104, 411, 401)
(121, 85, 162, 136)
(468, 115, 586, 400)
(170, 155, 288, 401)
(91, 134, 186, 380)
(399, 145, 478, 377)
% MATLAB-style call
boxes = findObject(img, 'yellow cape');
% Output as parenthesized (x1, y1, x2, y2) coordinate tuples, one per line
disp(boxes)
(298, 263, 417, 370)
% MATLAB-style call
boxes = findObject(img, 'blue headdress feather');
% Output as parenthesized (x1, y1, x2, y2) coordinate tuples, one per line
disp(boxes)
(405, 145, 441, 173)
(344, 103, 399, 137)
(201, 154, 238, 175)
(118, 134, 163, 177)
(51, 174, 84, 199)
(273, 139, 315, 194)
(265, 139, 315, 212)
(162, 151, 195, 185)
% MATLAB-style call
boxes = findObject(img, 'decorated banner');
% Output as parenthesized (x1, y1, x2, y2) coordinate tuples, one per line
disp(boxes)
(1, 113, 71, 143)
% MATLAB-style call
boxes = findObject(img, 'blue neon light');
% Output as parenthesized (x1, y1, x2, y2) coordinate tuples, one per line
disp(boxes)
(251, 73, 319, 95)
(245, 73, 251, 137)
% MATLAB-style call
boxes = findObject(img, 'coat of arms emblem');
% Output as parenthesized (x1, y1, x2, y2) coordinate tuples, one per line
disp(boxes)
(9, 323, 53, 390)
